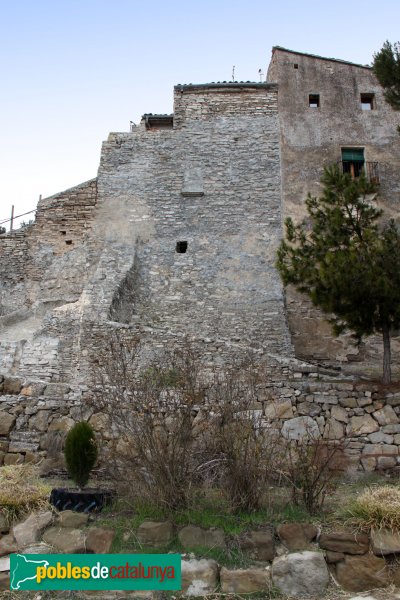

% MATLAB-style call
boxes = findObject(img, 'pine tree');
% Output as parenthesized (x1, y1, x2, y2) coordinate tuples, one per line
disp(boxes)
(373, 41, 400, 111)
(277, 165, 400, 384)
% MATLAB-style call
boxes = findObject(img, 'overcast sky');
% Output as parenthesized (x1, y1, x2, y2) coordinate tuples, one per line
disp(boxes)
(1, 0, 399, 229)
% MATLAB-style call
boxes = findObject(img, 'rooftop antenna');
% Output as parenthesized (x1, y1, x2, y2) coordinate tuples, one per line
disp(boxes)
(258, 68, 263, 82)
(232, 65, 235, 82)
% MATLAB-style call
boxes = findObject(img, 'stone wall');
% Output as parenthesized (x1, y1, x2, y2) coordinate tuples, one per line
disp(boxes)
(1, 367, 399, 475)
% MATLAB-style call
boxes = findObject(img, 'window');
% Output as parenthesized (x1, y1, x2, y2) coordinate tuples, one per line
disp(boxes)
(309, 94, 320, 108)
(176, 241, 188, 253)
(341, 148, 365, 178)
(294, 63, 299, 69)
(361, 94, 374, 110)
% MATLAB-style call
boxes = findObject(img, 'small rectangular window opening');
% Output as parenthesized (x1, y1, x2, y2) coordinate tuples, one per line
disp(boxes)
(309, 94, 320, 108)
(361, 93, 374, 110)
(176, 241, 188, 253)
(294, 63, 299, 69)
(65, 240, 73, 245)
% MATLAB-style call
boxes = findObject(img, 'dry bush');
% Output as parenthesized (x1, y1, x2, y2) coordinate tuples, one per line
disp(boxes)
(207, 362, 281, 513)
(0, 463, 51, 523)
(280, 429, 348, 515)
(346, 485, 400, 531)
(90, 333, 215, 511)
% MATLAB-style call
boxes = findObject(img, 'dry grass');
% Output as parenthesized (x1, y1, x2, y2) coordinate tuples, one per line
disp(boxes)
(345, 484, 400, 531)
(0, 463, 51, 524)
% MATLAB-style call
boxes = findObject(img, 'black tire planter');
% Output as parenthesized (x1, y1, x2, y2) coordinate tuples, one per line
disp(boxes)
(50, 488, 115, 513)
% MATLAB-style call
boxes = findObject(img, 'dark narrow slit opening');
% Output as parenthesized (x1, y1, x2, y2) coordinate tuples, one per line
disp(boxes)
(176, 241, 188, 253)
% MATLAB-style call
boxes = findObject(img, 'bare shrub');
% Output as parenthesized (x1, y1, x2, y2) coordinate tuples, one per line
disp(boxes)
(280, 427, 348, 515)
(208, 362, 281, 513)
(90, 333, 213, 511)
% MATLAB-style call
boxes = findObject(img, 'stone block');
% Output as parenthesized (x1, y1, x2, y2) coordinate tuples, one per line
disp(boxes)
(372, 405, 399, 426)
(13, 511, 53, 549)
(0, 534, 17, 557)
(86, 527, 115, 554)
(335, 554, 388, 592)
(2, 377, 23, 395)
(181, 558, 219, 596)
(368, 431, 394, 444)
(282, 416, 320, 440)
(58, 510, 89, 528)
(272, 551, 329, 598)
(331, 405, 348, 423)
(0, 412, 16, 436)
(347, 415, 379, 436)
(264, 400, 293, 420)
(178, 525, 226, 550)
(319, 531, 369, 554)
(48, 416, 75, 432)
(324, 417, 344, 440)
(362, 444, 398, 456)
(371, 528, 400, 556)
(42, 527, 86, 553)
(240, 529, 275, 561)
(220, 566, 270, 593)
(29, 410, 51, 432)
(277, 523, 318, 551)
(137, 521, 173, 547)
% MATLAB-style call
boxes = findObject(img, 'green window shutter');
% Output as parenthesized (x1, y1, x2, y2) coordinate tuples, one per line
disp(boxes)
(341, 148, 364, 161)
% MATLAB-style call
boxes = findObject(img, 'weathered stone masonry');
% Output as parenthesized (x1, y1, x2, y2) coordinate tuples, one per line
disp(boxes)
(1, 49, 400, 472)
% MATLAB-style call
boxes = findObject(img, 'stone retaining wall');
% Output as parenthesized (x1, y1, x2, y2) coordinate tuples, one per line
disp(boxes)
(1, 511, 400, 596)
(1, 370, 399, 474)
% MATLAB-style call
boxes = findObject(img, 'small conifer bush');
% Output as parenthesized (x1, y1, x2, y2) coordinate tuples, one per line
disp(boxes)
(64, 421, 98, 489)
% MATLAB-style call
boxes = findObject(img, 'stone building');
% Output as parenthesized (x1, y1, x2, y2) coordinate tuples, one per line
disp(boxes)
(0, 47, 400, 471)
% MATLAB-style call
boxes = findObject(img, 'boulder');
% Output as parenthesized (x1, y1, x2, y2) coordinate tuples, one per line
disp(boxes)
(58, 510, 89, 528)
(181, 558, 219, 596)
(239, 529, 275, 561)
(220, 566, 270, 593)
(335, 554, 388, 592)
(137, 521, 173, 547)
(178, 526, 225, 549)
(277, 523, 318, 551)
(86, 527, 115, 554)
(282, 417, 320, 440)
(0, 413, 16, 436)
(13, 510, 53, 549)
(0, 534, 17, 556)
(42, 527, 86, 553)
(371, 528, 400, 556)
(272, 551, 330, 598)
(319, 531, 369, 554)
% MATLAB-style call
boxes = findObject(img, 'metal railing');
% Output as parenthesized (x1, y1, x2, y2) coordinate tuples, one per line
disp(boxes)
(338, 160, 380, 185)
